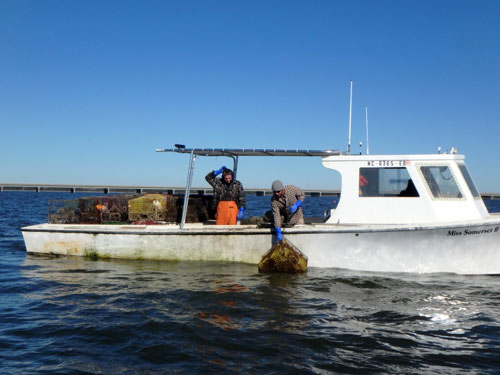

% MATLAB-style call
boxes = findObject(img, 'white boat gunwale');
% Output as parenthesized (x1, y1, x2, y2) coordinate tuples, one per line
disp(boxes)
(22, 219, 500, 235)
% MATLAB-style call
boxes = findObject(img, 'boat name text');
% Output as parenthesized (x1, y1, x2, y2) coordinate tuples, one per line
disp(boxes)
(367, 160, 406, 167)
(447, 227, 499, 237)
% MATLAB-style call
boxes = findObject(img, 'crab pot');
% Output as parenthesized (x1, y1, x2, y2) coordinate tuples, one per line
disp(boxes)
(48, 199, 80, 224)
(128, 194, 171, 222)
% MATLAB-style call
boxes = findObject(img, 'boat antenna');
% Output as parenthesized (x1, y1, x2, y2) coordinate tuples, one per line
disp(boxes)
(347, 80, 353, 154)
(365, 106, 370, 154)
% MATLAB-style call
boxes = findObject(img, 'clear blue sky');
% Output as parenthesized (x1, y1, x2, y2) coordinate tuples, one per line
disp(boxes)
(1, 0, 499, 191)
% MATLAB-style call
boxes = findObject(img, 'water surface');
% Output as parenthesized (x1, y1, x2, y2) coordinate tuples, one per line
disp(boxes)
(1, 192, 500, 374)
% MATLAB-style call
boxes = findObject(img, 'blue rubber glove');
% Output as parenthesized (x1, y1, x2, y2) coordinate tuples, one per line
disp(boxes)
(213, 166, 227, 176)
(237, 207, 244, 221)
(289, 199, 302, 214)
(275, 227, 283, 242)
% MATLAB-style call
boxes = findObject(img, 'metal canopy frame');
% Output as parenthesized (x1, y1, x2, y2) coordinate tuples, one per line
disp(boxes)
(156, 146, 344, 229)
(155, 147, 342, 157)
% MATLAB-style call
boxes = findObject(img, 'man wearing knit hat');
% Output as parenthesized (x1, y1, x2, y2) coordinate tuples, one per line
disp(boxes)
(270, 180, 305, 242)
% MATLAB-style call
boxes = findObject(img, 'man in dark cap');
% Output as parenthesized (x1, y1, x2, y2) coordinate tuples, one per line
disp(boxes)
(270, 180, 305, 241)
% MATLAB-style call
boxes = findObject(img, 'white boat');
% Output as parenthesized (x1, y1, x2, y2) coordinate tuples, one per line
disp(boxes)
(21, 146, 500, 274)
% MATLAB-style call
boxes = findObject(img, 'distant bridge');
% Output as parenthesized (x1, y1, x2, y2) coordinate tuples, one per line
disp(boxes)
(1, 183, 499, 199)
(0, 183, 340, 197)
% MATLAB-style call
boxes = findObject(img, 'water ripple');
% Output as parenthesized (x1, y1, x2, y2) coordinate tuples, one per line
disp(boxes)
(1, 193, 500, 373)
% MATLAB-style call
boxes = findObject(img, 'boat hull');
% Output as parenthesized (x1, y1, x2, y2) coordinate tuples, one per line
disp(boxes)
(21, 218, 500, 274)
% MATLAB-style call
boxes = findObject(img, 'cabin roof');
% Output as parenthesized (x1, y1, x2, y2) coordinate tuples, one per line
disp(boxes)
(322, 153, 465, 163)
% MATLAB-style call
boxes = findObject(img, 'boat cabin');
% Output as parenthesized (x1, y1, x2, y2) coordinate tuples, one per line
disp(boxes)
(323, 151, 489, 225)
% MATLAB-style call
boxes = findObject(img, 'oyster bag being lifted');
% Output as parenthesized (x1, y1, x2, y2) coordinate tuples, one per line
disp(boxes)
(258, 238, 308, 273)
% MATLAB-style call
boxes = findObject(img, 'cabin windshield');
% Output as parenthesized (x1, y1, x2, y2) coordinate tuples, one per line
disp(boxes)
(359, 167, 418, 197)
(458, 164, 481, 199)
(419, 165, 463, 199)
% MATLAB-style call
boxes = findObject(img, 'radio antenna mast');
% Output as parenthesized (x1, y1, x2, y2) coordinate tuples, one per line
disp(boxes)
(347, 80, 353, 154)
(365, 106, 370, 154)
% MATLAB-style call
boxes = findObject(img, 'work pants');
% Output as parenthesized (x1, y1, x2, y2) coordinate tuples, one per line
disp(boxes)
(262, 209, 304, 227)
(216, 201, 238, 225)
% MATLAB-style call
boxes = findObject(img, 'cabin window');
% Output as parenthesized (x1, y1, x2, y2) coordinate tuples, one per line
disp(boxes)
(359, 167, 418, 197)
(458, 164, 481, 199)
(419, 165, 463, 199)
